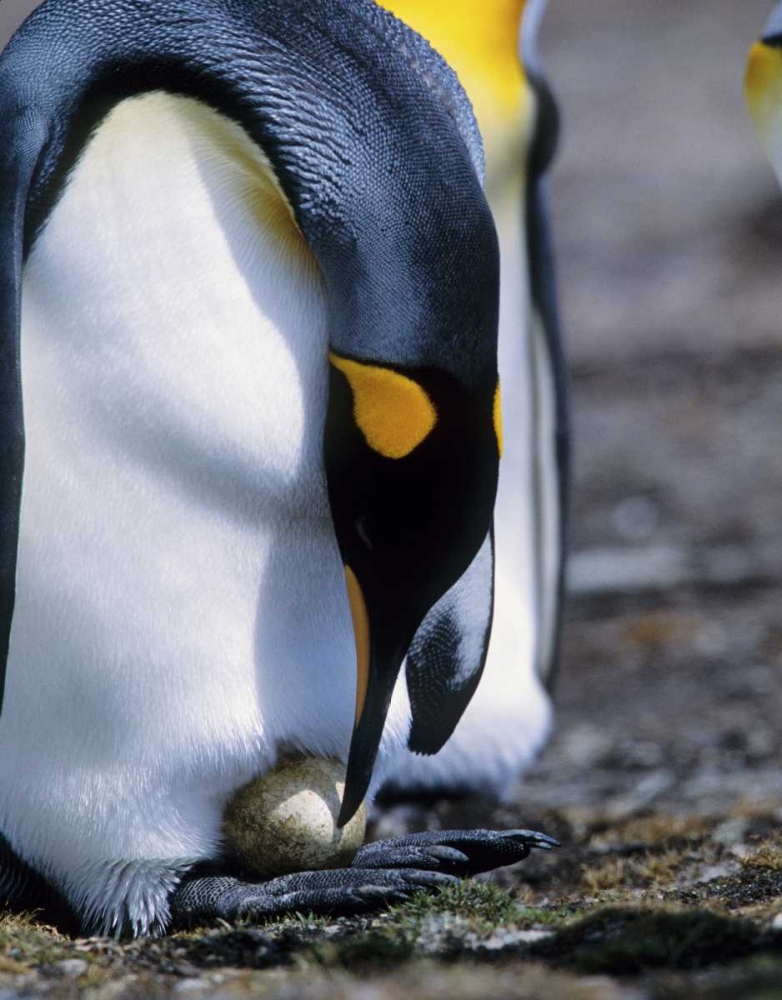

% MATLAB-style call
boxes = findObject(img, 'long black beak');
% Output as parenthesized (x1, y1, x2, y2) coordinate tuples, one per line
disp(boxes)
(338, 647, 403, 827)
(338, 567, 408, 827)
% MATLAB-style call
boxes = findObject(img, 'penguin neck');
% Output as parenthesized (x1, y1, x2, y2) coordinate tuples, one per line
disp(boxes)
(378, 0, 534, 186)
(20, 0, 496, 386)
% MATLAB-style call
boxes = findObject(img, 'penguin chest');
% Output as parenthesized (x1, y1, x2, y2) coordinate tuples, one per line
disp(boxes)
(3, 93, 356, 784)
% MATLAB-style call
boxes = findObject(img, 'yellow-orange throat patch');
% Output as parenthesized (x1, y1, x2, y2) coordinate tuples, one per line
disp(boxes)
(493, 383, 504, 456)
(344, 566, 371, 724)
(329, 353, 437, 459)
(746, 42, 782, 139)
(378, 0, 530, 152)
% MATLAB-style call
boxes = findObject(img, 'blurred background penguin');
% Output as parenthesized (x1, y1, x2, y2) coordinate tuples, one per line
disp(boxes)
(746, 3, 782, 187)
(379, 0, 569, 801)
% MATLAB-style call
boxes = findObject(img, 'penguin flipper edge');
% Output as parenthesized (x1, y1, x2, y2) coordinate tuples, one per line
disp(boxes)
(0, 96, 47, 716)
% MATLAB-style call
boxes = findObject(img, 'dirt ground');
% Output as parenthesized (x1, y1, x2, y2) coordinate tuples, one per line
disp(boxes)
(4, 1, 782, 998)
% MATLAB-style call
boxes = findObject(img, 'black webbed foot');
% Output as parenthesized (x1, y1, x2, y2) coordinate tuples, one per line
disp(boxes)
(351, 828, 559, 877)
(170, 828, 557, 927)
(170, 866, 457, 926)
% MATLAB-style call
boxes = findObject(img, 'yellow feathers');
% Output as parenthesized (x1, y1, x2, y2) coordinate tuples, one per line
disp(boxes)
(493, 383, 504, 456)
(745, 42, 782, 144)
(329, 353, 437, 459)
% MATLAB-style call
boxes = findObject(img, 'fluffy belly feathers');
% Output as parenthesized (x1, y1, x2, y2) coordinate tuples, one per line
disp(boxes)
(0, 94, 383, 873)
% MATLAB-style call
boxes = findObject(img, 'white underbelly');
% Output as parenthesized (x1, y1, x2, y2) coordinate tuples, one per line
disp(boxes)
(0, 94, 364, 868)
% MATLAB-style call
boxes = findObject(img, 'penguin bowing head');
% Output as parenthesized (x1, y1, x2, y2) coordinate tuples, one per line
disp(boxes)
(0, 0, 562, 937)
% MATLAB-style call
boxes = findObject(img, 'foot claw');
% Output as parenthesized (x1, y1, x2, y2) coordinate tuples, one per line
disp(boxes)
(399, 870, 458, 889)
(501, 829, 561, 850)
(425, 846, 470, 865)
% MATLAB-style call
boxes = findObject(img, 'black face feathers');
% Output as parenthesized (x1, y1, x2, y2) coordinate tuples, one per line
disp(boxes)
(326, 359, 500, 823)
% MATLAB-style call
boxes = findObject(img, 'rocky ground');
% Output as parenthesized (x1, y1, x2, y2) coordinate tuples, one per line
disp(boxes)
(4, 0, 782, 997)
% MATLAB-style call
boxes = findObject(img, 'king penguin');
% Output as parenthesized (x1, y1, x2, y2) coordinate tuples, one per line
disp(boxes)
(0, 0, 557, 936)
(378, 0, 568, 798)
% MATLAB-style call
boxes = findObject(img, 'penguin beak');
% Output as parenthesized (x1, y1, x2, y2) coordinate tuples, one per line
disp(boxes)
(338, 567, 410, 827)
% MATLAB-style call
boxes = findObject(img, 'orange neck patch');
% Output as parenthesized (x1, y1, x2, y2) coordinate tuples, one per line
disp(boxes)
(330, 353, 437, 459)
(493, 383, 504, 457)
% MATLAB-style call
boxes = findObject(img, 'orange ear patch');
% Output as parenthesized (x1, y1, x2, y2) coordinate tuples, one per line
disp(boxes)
(329, 353, 437, 459)
(493, 383, 504, 457)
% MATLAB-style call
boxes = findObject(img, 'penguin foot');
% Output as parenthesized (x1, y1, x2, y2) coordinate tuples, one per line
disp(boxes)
(170, 867, 458, 926)
(170, 829, 556, 927)
(350, 828, 558, 877)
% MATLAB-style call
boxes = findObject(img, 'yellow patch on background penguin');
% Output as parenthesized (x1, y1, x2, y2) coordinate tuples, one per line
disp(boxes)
(329, 353, 437, 459)
(494, 383, 504, 456)
(746, 42, 782, 141)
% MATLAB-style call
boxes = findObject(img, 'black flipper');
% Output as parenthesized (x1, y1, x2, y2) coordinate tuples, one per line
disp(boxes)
(404, 529, 494, 755)
(0, 88, 47, 715)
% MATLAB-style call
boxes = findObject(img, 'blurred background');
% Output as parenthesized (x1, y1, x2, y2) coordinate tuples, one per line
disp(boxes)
(521, 0, 782, 819)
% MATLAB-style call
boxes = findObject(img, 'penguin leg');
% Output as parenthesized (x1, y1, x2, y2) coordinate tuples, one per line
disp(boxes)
(170, 829, 555, 926)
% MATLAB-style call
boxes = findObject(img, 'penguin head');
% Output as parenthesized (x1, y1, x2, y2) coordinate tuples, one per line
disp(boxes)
(326, 353, 501, 825)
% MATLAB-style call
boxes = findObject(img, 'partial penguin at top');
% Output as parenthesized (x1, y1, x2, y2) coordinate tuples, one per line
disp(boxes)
(746, 3, 782, 186)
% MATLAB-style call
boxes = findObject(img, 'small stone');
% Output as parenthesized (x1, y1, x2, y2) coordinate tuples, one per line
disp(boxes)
(174, 979, 208, 993)
(516, 929, 555, 944)
(55, 959, 88, 978)
(772, 913, 782, 931)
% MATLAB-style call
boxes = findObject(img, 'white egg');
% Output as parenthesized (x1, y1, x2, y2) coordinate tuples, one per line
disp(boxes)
(222, 757, 367, 876)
